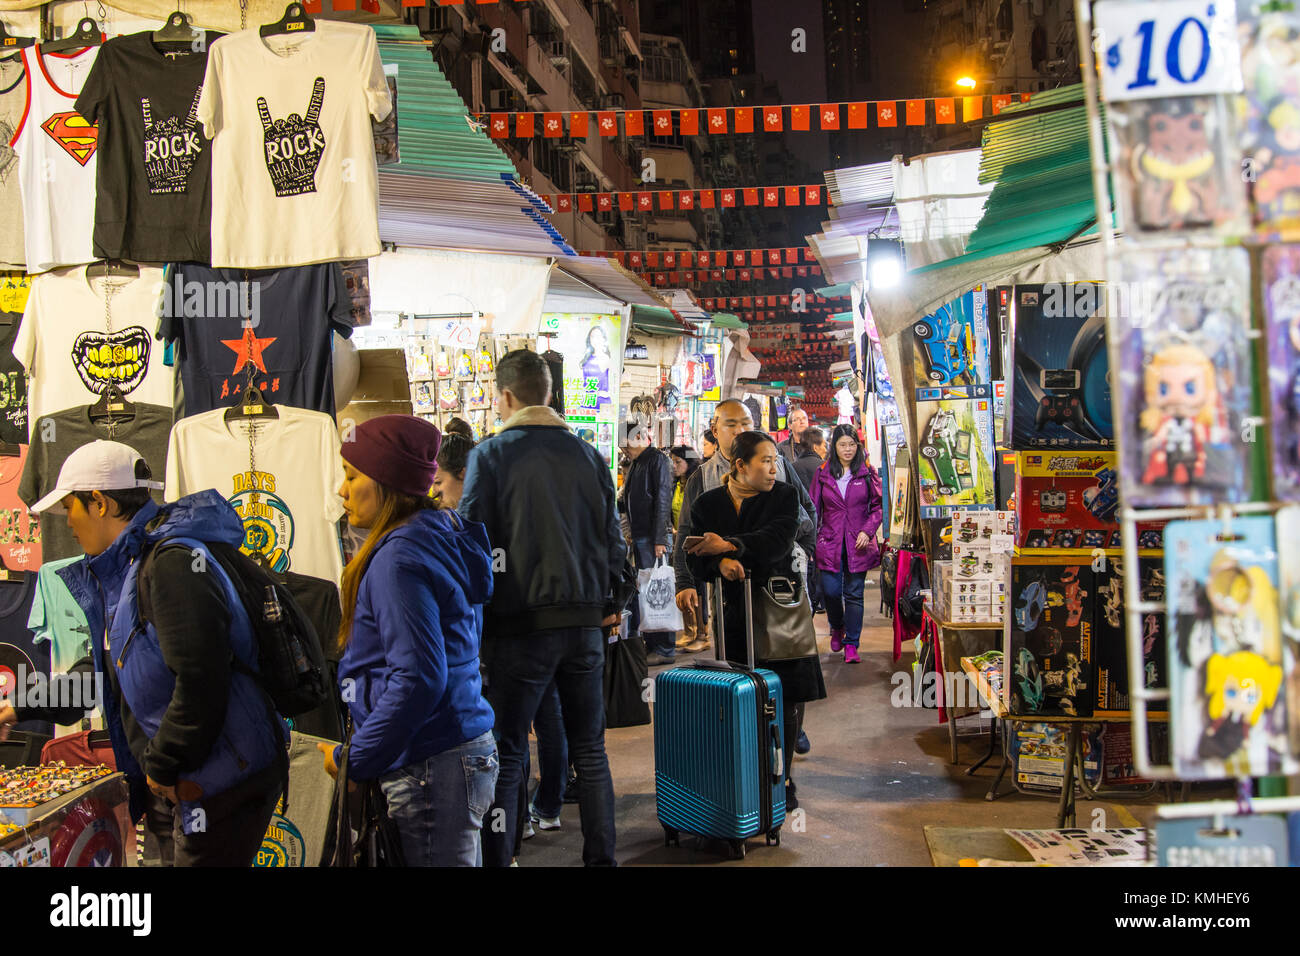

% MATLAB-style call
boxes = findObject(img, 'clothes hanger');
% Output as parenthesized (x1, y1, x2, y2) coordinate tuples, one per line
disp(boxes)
(224, 364, 280, 422)
(85, 259, 140, 281)
(0, 20, 36, 51)
(88, 382, 136, 427)
(153, 9, 198, 50)
(259, 2, 314, 38)
(43, 16, 102, 54)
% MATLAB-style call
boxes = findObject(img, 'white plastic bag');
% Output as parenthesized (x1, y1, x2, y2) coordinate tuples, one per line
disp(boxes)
(637, 556, 684, 634)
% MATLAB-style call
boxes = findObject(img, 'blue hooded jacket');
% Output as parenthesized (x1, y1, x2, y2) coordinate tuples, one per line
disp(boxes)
(336, 508, 496, 780)
(58, 491, 289, 828)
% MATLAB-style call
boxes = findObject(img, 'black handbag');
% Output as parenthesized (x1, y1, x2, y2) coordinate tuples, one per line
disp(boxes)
(320, 736, 406, 867)
(604, 629, 651, 728)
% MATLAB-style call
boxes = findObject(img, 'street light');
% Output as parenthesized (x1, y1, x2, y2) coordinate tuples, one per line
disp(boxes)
(955, 75, 978, 90)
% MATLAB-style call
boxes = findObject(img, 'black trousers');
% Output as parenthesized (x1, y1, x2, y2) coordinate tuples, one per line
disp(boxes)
(144, 752, 287, 867)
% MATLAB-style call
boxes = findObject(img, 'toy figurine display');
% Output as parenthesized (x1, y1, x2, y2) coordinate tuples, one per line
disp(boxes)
(1165, 516, 1296, 779)
(1007, 561, 1095, 717)
(1109, 94, 1249, 237)
(1112, 248, 1253, 508)
(1275, 505, 1300, 757)
(1239, 3, 1300, 233)
(1263, 246, 1300, 499)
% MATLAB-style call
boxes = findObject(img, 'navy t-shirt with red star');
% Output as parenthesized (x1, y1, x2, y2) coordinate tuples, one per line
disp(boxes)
(157, 262, 353, 418)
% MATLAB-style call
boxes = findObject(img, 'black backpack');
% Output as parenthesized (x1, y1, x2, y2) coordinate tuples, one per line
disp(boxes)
(879, 546, 899, 618)
(897, 552, 930, 633)
(136, 538, 330, 719)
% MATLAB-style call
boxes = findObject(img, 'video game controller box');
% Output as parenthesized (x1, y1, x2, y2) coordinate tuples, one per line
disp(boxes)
(1015, 451, 1121, 548)
(1009, 283, 1113, 450)
(1093, 557, 1168, 715)
(1007, 558, 1095, 717)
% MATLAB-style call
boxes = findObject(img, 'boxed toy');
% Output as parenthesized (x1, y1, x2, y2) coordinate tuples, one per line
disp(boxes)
(1016, 451, 1120, 549)
(1263, 246, 1300, 500)
(1240, 4, 1300, 234)
(914, 393, 996, 518)
(1007, 559, 1095, 717)
(1094, 556, 1167, 715)
(1166, 516, 1296, 779)
(1009, 282, 1113, 450)
(1011, 722, 1102, 793)
(910, 289, 991, 398)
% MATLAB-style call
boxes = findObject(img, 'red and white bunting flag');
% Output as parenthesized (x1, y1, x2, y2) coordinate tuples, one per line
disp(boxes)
(784, 186, 801, 206)
(767, 250, 781, 265)
(679, 191, 694, 209)
(819, 104, 839, 130)
(699, 190, 715, 209)
(516, 112, 535, 137)
(597, 111, 618, 135)
(489, 113, 509, 138)
(577, 193, 593, 211)
(629, 252, 643, 268)
(570, 111, 589, 137)
(991, 94, 1012, 115)
(963, 96, 982, 121)
(556, 194, 572, 212)
(848, 102, 869, 129)
(664, 252, 676, 268)
(625, 110, 645, 135)
(905, 100, 925, 125)
(877, 101, 897, 127)
(805, 185, 820, 204)
(790, 105, 810, 130)
(721, 189, 737, 207)
(935, 98, 956, 124)
(733, 251, 745, 266)
(543, 112, 563, 136)
(679, 109, 699, 135)
(653, 110, 673, 134)
(763, 106, 783, 131)
(744, 188, 760, 205)
(638, 192, 654, 211)
(734, 108, 753, 133)
(597, 193, 612, 211)
(707, 108, 728, 133)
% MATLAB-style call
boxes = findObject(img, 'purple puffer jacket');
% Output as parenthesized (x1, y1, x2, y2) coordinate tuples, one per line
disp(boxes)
(809, 460, 883, 574)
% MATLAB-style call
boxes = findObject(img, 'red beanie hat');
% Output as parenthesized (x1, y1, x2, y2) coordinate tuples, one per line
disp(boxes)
(342, 415, 442, 498)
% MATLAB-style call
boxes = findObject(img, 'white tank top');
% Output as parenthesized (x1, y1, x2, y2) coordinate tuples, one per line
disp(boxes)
(10, 46, 99, 273)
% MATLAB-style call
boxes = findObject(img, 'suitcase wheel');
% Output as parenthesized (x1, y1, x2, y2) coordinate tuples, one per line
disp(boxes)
(729, 839, 747, 860)
(766, 828, 781, 847)
(663, 826, 679, 848)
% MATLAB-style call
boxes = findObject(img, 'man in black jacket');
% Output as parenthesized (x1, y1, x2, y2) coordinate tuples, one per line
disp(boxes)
(460, 349, 624, 867)
(620, 423, 676, 664)
(777, 406, 812, 463)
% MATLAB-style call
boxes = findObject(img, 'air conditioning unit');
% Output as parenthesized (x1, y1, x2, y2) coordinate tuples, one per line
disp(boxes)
(548, 39, 569, 67)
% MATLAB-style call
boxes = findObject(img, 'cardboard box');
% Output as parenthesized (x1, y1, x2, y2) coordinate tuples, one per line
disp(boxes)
(1093, 556, 1167, 714)
(1007, 558, 1095, 717)
(909, 288, 991, 397)
(1015, 451, 1120, 548)
(350, 349, 412, 402)
(914, 392, 996, 518)
(337, 400, 415, 431)
(1008, 282, 1113, 450)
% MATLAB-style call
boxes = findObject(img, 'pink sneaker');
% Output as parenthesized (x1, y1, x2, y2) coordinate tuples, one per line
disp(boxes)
(844, 645, 861, 663)
(830, 630, 844, 653)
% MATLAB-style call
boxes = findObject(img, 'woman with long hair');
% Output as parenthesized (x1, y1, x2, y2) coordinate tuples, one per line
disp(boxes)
(686, 430, 826, 809)
(319, 415, 499, 866)
(808, 424, 883, 663)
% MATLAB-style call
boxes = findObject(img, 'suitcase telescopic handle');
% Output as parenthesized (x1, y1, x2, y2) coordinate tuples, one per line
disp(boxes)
(705, 575, 756, 670)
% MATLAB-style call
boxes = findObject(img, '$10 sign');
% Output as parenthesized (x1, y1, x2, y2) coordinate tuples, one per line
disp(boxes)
(1094, 0, 1243, 102)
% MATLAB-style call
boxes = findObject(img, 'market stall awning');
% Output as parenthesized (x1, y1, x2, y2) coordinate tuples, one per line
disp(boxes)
(708, 313, 746, 330)
(374, 25, 574, 257)
(807, 160, 896, 284)
(631, 305, 697, 337)
(550, 256, 669, 309)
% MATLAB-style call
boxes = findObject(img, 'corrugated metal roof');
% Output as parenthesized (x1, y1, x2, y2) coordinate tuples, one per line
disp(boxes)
(373, 26, 573, 256)
(808, 160, 898, 283)
(551, 256, 669, 308)
(631, 305, 697, 336)
(950, 84, 1108, 267)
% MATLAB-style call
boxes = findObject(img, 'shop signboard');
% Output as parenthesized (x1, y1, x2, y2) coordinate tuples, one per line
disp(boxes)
(541, 313, 623, 474)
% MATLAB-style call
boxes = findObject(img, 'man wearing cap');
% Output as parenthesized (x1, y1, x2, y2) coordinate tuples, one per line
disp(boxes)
(0, 441, 289, 866)
(619, 422, 677, 665)
(459, 349, 624, 867)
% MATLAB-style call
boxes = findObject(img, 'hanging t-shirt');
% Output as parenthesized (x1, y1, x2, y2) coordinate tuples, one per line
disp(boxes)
(74, 30, 221, 263)
(19, 403, 172, 562)
(158, 262, 353, 417)
(0, 273, 31, 444)
(10, 45, 99, 273)
(14, 264, 173, 425)
(836, 386, 855, 425)
(196, 22, 392, 268)
(165, 405, 345, 583)
(29, 556, 99, 736)
(0, 447, 41, 571)
(0, 575, 51, 737)
(0, 54, 29, 270)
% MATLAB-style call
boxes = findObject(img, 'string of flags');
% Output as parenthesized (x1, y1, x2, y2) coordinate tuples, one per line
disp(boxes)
(697, 295, 849, 310)
(489, 94, 1032, 140)
(551, 185, 823, 213)
(581, 247, 819, 268)
(638, 267, 828, 284)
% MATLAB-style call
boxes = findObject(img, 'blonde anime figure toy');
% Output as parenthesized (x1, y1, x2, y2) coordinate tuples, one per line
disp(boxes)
(1140, 344, 1217, 485)
(1199, 650, 1284, 775)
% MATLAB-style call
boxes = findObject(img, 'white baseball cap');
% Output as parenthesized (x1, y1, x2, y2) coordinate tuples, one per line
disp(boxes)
(31, 440, 164, 515)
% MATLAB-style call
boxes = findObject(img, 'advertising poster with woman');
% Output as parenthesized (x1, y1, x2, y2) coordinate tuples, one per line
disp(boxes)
(540, 313, 623, 475)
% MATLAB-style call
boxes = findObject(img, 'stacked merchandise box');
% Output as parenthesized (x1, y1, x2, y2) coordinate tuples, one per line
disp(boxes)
(1011, 722, 1103, 793)
(1016, 451, 1121, 550)
(947, 511, 1013, 623)
(1093, 556, 1168, 715)
(1007, 558, 1095, 717)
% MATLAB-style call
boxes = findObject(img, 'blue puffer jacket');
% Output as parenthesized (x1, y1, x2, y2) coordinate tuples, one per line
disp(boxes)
(58, 491, 288, 830)
(336, 507, 496, 780)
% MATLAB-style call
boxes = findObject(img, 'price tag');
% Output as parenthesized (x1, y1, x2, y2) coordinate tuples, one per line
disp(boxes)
(433, 318, 484, 349)
(990, 533, 1014, 554)
(1095, 0, 1242, 102)
(243, 405, 263, 415)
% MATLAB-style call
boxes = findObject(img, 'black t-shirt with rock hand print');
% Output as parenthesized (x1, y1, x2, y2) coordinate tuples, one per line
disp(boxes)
(75, 30, 223, 263)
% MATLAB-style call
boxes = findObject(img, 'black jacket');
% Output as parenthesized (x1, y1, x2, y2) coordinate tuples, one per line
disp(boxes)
(686, 480, 800, 590)
(792, 449, 824, 492)
(620, 446, 673, 546)
(459, 405, 626, 637)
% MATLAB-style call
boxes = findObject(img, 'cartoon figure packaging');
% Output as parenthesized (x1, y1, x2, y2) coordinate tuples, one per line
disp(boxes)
(1165, 516, 1296, 779)
(1262, 245, 1300, 497)
(1239, 3, 1300, 233)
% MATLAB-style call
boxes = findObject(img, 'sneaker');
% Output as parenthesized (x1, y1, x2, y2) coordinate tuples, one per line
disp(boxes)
(646, 652, 676, 666)
(795, 730, 811, 755)
(844, 645, 861, 664)
(830, 629, 844, 653)
(684, 639, 712, 653)
(529, 804, 561, 831)
(521, 819, 536, 840)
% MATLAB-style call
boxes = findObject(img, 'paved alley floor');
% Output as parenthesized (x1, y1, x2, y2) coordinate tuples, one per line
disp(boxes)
(515, 598, 1174, 866)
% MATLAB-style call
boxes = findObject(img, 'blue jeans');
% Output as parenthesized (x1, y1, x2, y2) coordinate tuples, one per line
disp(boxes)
(531, 681, 568, 818)
(823, 554, 867, 647)
(482, 627, 616, 866)
(632, 537, 676, 657)
(378, 730, 499, 867)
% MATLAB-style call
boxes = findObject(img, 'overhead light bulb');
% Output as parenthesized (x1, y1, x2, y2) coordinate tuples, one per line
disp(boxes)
(870, 257, 901, 290)
(956, 75, 978, 90)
